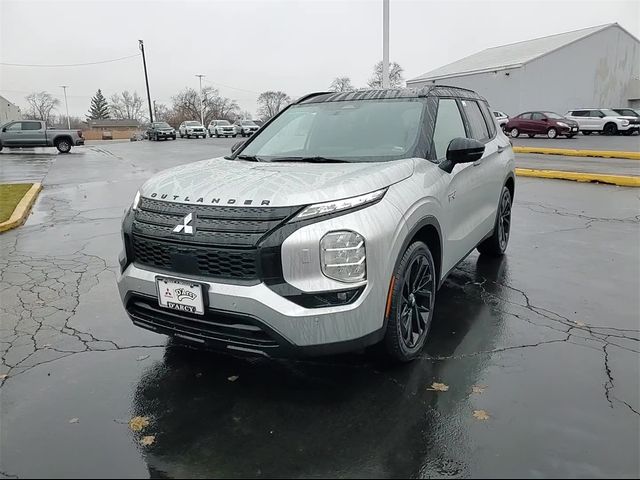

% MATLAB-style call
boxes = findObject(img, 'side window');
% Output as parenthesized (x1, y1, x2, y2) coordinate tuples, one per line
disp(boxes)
(531, 113, 545, 121)
(22, 121, 42, 130)
(571, 111, 586, 117)
(461, 100, 490, 141)
(478, 101, 497, 137)
(5, 122, 22, 131)
(431, 99, 466, 160)
(590, 110, 603, 118)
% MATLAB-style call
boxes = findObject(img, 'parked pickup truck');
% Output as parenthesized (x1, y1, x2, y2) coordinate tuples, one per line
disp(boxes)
(0, 120, 85, 153)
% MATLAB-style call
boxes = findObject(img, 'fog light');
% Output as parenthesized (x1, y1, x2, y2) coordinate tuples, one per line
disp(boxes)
(321, 231, 366, 283)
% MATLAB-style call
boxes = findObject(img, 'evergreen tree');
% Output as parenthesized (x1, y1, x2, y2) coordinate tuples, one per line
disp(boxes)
(87, 89, 110, 119)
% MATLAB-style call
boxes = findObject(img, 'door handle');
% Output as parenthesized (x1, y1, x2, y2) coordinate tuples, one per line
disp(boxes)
(497, 145, 507, 153)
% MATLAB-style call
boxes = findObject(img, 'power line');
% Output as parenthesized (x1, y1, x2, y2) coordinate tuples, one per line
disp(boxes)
(0, 53, 141, 68)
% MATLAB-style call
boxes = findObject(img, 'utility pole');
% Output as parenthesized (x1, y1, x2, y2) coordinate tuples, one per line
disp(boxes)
(139, 40, 153, 123)
(153, 100, 157, 121)
(196, 74, 206, 126)
(382, 0, 390, 88)
(60, 85, 70, 129)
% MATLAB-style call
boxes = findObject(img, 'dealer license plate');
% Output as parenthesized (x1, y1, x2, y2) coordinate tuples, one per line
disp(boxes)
(156, 277, 205, 315)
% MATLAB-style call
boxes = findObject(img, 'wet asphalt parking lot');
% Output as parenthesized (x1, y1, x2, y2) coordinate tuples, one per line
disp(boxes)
(1, 138, 639, 478)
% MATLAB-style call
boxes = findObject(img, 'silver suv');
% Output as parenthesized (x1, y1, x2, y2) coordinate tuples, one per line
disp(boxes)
(118, 87, 515, 362)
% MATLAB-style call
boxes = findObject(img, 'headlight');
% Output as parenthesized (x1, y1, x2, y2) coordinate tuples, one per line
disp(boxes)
(321, 231, 366, 283)
(132, 191, 141, 210)
(294, 188, 387, 221)
(621, 120, 629, 126)
(557, 122, 568, 128)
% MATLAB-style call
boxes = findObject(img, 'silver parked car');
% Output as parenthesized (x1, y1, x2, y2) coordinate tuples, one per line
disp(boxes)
(234, 119, 259, 137)
(208, 120, 237, 138)
(178, 121, 207, 139)
(0, 120, 84, 153)
(118, 87, 515, 362)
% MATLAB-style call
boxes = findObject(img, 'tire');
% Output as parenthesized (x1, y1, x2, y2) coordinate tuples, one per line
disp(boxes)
(547, 128, 558, 139)
(0, 144, 3, 152)
(510, 127, 519, 138)
(382, 241, 437, 362)
(233, 134, 237, 138)
(478, 186, 512, 257)
(582, 131, 591, 136)
(603, 123, 617, 136)
(566, 134, 575, 139)
(55, 138, 72, 154)
(527, 134, 535, 138)
(172, 136, 176, 140)
(622, 130, 633, 136)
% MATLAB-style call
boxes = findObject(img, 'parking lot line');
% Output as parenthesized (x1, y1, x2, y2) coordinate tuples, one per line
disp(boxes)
(515, 168, 640, 187)
(513, 146, 640, 160)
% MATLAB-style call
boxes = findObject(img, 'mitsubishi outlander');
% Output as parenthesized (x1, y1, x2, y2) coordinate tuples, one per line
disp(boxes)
(118, 87, 515, 362)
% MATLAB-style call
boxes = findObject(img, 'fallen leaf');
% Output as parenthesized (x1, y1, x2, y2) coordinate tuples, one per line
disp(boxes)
(427, 382, 449, 392)
(0, 374, 8, 380)
(473, 410, 490, 421)
(136, 355, 150, 362)
(69, 418, 79, 424)
(472, 385, 487, 394)
(575, 321, 586, 327)
(139, 435, 155, 446)
(195, 373, 203, 378)
(129, 416, 150, 432)
(228, 376, 239, 382)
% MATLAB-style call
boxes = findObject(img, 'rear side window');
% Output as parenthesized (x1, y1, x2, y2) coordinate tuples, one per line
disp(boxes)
(590, 110, 604, 117)
(432, 99, 466, 160)
(478, 102, 496, 137)
(461, 100, 490, 141)
(21, 121, 42, 130)
(569, 111, 586, 117)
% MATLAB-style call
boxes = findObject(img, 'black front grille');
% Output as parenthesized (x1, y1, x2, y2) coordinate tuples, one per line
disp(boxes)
(130, 198, 301, 280)
(133, 236, 258, 279)
(126, 295, 280, 350)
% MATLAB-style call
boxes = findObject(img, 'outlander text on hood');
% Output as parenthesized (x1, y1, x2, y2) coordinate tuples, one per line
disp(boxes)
(118, 86, 515, 362)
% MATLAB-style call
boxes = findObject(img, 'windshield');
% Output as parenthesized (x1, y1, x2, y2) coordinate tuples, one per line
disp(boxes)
(242, 121, 257, 125)
(544, 112, 564, 119)
(185, 121, 201, 126)
(238, 99, 425, 163)
(601, 109, 622, 117)
(153, 122, 171, 128)
(217, 120, 231, 125)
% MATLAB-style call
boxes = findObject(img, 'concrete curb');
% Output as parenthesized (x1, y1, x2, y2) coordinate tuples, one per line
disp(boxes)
(513, 146, 640, 160)
(0, 183, 42, 233)
(515, 168, 640, 187)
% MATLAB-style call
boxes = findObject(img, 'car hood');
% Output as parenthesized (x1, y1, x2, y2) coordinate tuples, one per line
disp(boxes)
(140, 157, 415, 207)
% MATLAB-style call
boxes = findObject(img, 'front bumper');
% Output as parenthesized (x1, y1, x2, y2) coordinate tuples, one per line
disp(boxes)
(558, 125, 579, 134)
(118, 264, 384, 357)
(186, 130, 206, 135)
(75, 139, 85, 146)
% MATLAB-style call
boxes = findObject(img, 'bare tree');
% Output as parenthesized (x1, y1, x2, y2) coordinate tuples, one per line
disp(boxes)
(329, 77, 355, 92)
(367, 61, 405, 89)
(239, 109, 254, 120)
(257, 91, 291, 121)
(24, 91, 60, 124)
(153, 102, 171, 122)
(51, 114, 86, 129)
(170, 87, 240, 125)
(110, 91, 145, 122)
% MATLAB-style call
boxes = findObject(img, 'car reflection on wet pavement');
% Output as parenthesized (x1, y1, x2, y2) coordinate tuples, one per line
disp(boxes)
(1, 139, 638, 478)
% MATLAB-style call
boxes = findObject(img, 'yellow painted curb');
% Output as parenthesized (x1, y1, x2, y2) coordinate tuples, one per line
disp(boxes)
(515, 168, 640, 187)
(0, 183, 42, 233)
(513, 146, 640, 160)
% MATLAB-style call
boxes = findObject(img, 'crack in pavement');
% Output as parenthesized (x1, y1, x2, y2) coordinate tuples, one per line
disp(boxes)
(517, 201, 640, 225)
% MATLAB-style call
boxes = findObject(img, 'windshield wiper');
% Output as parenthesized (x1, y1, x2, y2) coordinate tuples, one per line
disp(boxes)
(236, 154, 263, 162)
(268, 156, 350, 163)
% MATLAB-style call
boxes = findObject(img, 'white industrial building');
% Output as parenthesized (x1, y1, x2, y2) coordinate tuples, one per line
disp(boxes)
(0, 95, 22, 125)
(407, 24, 640, 116)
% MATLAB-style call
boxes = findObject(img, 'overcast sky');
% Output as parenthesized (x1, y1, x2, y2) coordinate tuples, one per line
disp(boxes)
(1, 0, 638, 118)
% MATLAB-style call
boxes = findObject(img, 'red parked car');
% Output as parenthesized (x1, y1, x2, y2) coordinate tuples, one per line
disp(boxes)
(506, 111, 580, 139)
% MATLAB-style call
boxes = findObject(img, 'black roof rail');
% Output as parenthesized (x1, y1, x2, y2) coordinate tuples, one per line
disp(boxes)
(294, 91, 333, 104)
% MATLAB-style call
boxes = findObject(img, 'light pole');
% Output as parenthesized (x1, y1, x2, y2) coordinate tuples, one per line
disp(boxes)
(196, 74, 206, 125)
(382, 0, 390, 88)
(139, 40, 154, 123)
(60, 85, 70, 129)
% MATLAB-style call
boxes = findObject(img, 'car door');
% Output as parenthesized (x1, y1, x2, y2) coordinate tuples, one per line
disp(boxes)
(530, 112, 547, 134)
(518, 112, 533, 132)
(590, 110, 606, 131)
(22, 121, 47, 146)
(1, 121, 23, 145)
(433, 98, 489, 274)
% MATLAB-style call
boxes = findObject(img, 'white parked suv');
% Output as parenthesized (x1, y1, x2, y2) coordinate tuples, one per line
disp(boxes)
(179, 121, 207, 139)
(118, 87, 515, 362)
(493, 111, 509, 128)
(208, 120, 237, 138)
(565, 109, 640, 136)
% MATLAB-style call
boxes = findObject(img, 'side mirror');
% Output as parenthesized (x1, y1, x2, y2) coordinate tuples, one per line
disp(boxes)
(231, 141, 245, 153)
(439, 137, 485, 174)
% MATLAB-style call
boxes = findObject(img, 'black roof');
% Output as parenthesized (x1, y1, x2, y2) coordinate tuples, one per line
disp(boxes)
(297, 86, 485, 104)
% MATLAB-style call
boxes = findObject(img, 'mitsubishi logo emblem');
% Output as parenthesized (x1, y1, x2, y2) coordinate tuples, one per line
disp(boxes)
(173, 213, 194, 234)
